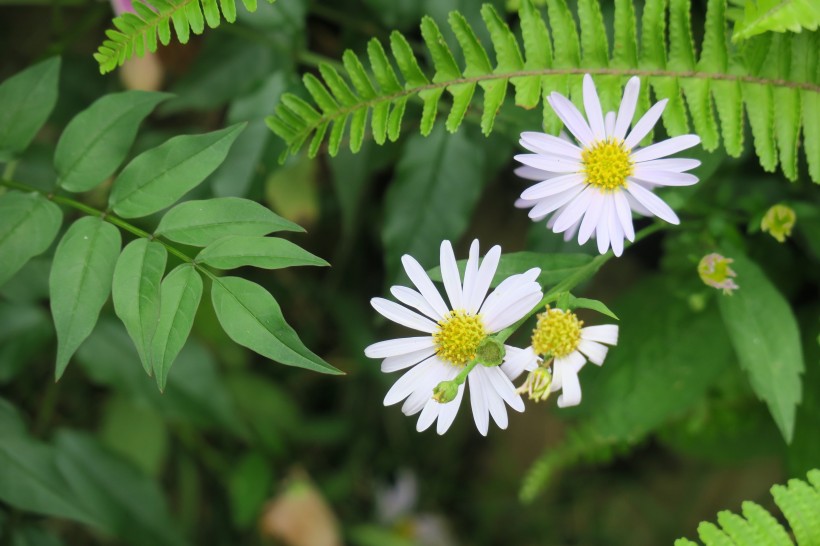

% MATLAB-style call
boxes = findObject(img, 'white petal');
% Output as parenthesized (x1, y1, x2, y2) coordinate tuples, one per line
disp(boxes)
(436, 381, 465, 435)
(485, 365, 525, 412)
(613, 76, 640, 140)
(578, 190, 606, 244)
(365, 336, 434, 359)
(416, 399, 440, 431)
(552, 186, 595, 233)
(548, 92, 595, 147)
(623, 99, 668, 150)
(383, 356, 437, 406)
(468, 370, 490, 436)
(625, 190, 653, 217)
(371, 298, 438, 333)
(479, 275, 540, 322)
(401, 254, 449, 318)
(515, 153, 582, 173)
(583, 74, 606, 142)
(528, 185, 586, 219)
(501, 345, 539, 380)
(630, 134, 701, 162)
(390, 286, 440, 321)
(578, 338, 609, 365)
(563, 218, 581, 242)
(485, 291, 543, 332)
(475, 366, 509, 430)
(520, 131, 583, 159)
(557, 370, 582, 408)
(439, 240, 463, 310)
(461, 240, 480, 313)
(626, 182, 680, 224)
(612, 190, 635, 242)
(551, 351, 586, 392)
(468, 245, 501, 313)
(521, 173, 585, 201)
(382, 346, 437, 373)
(402, 361, 451, 415)
(515, 197, 537, 210)
(604, 111, 616, 139)
(595, 201, 611, 254)
(631, 169, 699, 187)
(607, 199, 624, 257)
(635, 158, 701, 172)
(514, 165, 556, 181)
(581, 324, 619, 345)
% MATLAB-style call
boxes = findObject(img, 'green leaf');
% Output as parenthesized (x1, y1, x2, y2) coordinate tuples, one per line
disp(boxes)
(227, 452, 273, 528)
(112, 239, 167, 374)
(0, 57, 60, 158)
(155, 197, 302, 246)
(210, 276, 342, 374)
(0, 191, 62, 287)
(733, 0, 820, 41)
(100, 396, 168, 477)
(382, 126, 486, 281)
(197, 236, 328, 270)
(151, 264, 203, 392)
(55, 91, 172, 193)
(109, 123, 245, 218)
(718, 252, 804, 443)
(53, 431, 186, 546)
(50, 217, 121, 379)
(428, 251, 593, 289)
(567, 295, 619, 320)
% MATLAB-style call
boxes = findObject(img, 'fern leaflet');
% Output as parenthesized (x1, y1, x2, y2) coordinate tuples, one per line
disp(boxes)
(94, 0, 276, 74)
(731, 0, 820, 42)
(267, 0, 820, 183)
(676, 468, 820, 545)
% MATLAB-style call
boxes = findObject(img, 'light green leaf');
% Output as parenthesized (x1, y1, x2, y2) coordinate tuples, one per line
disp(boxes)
(109, 123, 245, 218)
(55, 91, 172, 193)
(0, 191, 62, 287)
(227, 452, 273, 528)
(733, 0, 820, 41)
(718, 252, 804, 443)
(100, 396, 168, 477)
(567, 295, 619, 320)
(112, 239, 167, 374)
(155, 197, 302, 247)
(50, 217, 121, 379)
(211, 276, 341, 374)
(151, 264, 203, 392)
(197, 236, 328, 270)
(428, 252, 594, 289)
(0, 57, 60, 158)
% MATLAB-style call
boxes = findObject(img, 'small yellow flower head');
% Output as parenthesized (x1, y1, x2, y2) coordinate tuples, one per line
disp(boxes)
(581, 139, 634, 191)
(433, 310, 487, 366)
(698, 253, 739, 295)
(516, 367, 553, 402)
(761, 204, 796, 243)
(531, 307, 583, 358)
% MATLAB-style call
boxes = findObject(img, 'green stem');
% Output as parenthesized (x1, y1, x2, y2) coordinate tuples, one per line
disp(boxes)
(494, 223, 665, 343)
(454, 359, 480, 385)
(0, 178, 206, 272)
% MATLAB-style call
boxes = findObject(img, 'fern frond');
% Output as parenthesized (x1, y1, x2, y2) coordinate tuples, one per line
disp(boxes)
(93, 0, 276, 74)
(267, 0, 820, 183)
(731, 0, 820, 42)
(677, 468, 820, 545)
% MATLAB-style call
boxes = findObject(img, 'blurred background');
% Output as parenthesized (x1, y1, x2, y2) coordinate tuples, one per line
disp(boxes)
(1, 0, 818, 544)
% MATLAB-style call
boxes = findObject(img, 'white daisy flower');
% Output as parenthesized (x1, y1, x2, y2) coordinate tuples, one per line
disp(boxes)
(514, 74, 702, 256)
(509, 307, 618, 408)
(364, 240, 544, 436)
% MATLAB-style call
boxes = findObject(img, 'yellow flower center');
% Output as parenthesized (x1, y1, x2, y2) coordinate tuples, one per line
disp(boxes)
(433, 310, 487, 366)
(581, 139, 633, 190)
(531, 307, 583, 358)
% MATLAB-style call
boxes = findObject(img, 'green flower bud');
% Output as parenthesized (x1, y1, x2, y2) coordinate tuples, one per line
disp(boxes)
(761, 204, 796, 243)
(476, 337, 505, 367)
(697, 253, 739, 295)
(432, 380, 459, 403)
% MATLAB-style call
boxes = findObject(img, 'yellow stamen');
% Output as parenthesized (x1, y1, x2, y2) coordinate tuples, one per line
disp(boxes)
(531, 307, 583, 358)
(434, 310, 487, 366)
(581, 139, 633, 190)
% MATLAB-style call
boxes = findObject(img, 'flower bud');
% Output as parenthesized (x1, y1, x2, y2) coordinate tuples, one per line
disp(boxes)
(761, 204, 796, 243)
(432, 380, 459, 404)
(516, 367, 553, 402)
(697, 253, 739, 295)
(476, 337, 505, 367)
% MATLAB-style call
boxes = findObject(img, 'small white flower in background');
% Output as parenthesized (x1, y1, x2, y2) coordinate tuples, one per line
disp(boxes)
(514, 74, 702, 256)
(509, 307, 618, 408)
(364, 240, 544, 436)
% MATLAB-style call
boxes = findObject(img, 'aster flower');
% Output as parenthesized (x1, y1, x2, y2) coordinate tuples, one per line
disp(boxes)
(364, 240, 544, 435)
(509, 307, 618, 408)
(514, 74, 702, 256)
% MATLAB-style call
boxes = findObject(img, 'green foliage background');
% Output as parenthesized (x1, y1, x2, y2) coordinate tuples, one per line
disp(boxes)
(0, 0, 818, 544)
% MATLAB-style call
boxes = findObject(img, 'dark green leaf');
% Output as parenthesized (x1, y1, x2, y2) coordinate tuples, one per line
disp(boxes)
(197, 236, 328, 270)
(0, 57, 60, 158)
(50, 217, 121, 379)
(228, 452, 273, 528)
(109, 123, 245, 218)
(155, 197, 302, 247)
(0, 191, 62, 287)
(55, 91, 172, 193)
